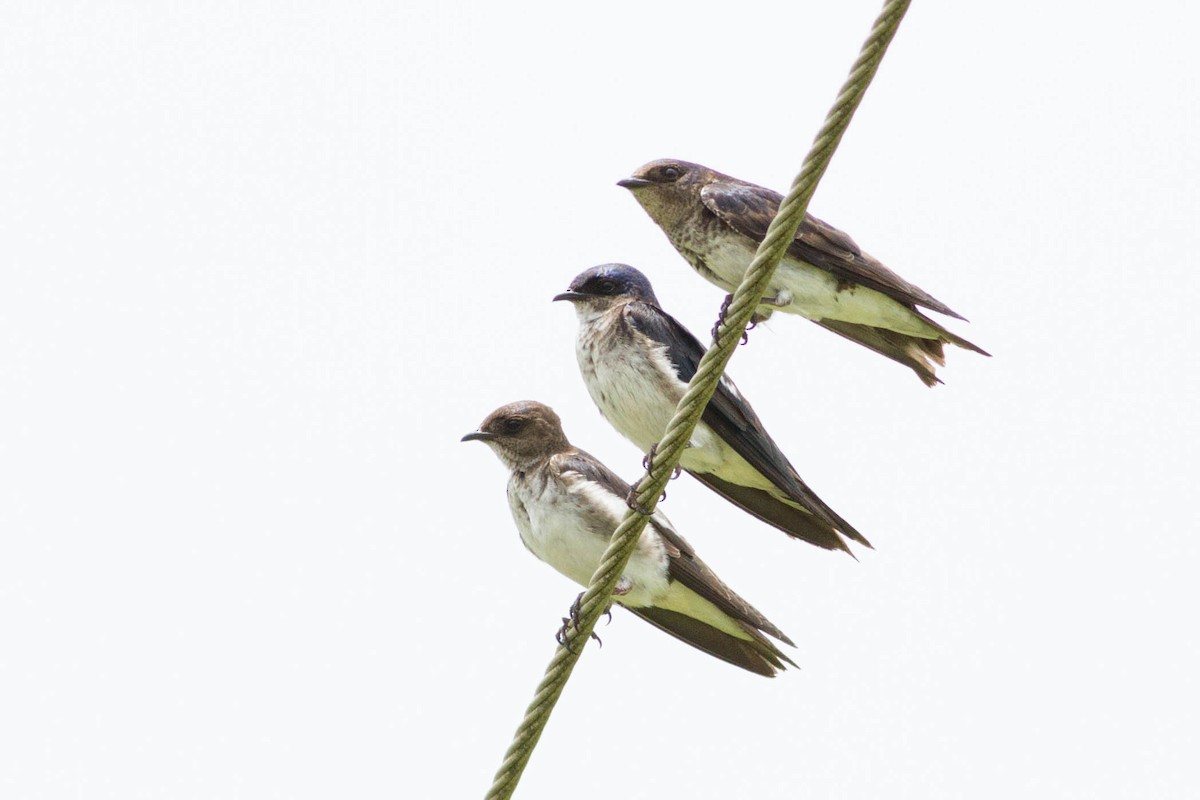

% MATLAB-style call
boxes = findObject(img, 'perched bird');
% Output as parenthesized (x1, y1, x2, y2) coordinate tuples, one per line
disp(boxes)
(463, 400, 795, 677)
(554, 263, 869, 556)
(618, 158, 988, 386)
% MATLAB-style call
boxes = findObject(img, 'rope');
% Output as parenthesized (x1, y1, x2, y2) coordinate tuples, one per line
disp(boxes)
(484, 2, 912, 796)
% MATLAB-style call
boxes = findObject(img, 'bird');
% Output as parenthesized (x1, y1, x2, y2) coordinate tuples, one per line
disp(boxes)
(463, 400, 795, 677)
(618, 158, 989, 386)
(554, 263, 869, 556)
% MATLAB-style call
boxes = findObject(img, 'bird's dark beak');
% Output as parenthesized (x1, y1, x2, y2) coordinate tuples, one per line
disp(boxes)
(461, 430, 495, 443)
(552, 291, 586, 303)
(617, 177, 652, 190)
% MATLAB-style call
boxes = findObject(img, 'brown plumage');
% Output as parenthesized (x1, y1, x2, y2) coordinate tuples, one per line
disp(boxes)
(619, 158, 989, 386)
(464, 400, 796, 677)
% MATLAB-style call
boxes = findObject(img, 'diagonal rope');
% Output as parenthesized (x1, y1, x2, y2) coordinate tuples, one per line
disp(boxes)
(484, 2, 912, 796)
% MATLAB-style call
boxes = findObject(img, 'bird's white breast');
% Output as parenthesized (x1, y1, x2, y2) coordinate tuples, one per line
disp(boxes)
(507, 464, 670, 607)
(577, 317, 679, 452)
(574, 307, 766, 479)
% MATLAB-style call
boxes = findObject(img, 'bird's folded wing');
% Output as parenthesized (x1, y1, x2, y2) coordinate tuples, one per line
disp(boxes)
(624, 302, 847, 520)
(628, 605, 793, 677)
(699, 180, 966, 320)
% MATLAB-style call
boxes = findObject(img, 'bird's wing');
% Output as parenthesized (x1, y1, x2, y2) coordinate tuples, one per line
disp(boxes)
(553, 449, 794, 676)
(554, 446, 793, 643)
(646, 515, 793, 646)
(624, 301, 870, 550)
(623, 302, 845, 517)
(626, 605, 792, 677)
(699, 180, 966, 320)
(684, 470, 867, 552)
(554, 449, 633, 500)
(554, 444, 799, 676)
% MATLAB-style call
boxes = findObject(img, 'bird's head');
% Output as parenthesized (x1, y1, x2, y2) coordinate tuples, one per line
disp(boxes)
(553, 263, 661, 313)
(462, 401, 572, 470)
(617, 159, 707, 227)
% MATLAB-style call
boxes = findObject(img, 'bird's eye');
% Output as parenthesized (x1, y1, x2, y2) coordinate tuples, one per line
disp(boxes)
(502, 417, 525, 434)
(597, 279, 617, 294)
(660, 166, 681, 181)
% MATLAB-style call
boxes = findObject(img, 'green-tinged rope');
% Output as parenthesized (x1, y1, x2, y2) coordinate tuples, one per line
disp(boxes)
(484, 2, 912, 797)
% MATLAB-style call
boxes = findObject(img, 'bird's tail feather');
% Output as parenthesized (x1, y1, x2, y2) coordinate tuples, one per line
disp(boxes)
(688, 471, 870, 554)
(814, 318, 988, 387)
(628, 606, 795, 677)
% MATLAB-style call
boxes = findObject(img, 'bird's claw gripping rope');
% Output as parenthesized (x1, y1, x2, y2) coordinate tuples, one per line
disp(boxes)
(642, 443, 682, 480)
(555, 592, 606, 651)
(712, 294, 752, 344)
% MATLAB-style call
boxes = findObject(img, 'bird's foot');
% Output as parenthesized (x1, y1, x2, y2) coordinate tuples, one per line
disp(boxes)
(711, 294, 733, 340)
(744, 290, 790, 332)
(705, 293, 744, 345)
(625, 486, 650, 515)
(555, 591, 604, 651)
(641, 443, 682, 480)
(711, 294, 751, 344)
(759, 289, 792, 309)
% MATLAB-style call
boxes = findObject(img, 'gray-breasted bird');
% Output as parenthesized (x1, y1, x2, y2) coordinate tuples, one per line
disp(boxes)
(618, 158, 988, 386)
(554, 264, 869, 556)
(463, 400, 795, 677)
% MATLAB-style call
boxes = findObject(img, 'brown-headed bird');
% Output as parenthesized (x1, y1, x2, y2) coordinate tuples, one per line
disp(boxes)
(619, 158, 988, 386)
(463, 400, 795, 677)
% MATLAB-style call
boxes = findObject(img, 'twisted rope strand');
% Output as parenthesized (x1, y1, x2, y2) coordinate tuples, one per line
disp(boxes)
(484, 2, 911, 796)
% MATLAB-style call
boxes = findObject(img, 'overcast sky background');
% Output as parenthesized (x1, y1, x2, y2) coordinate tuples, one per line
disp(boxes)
(2, 2, 1197, 798)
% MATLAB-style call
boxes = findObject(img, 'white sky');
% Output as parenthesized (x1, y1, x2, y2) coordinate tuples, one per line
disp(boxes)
(2, 2, 1197, 798)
